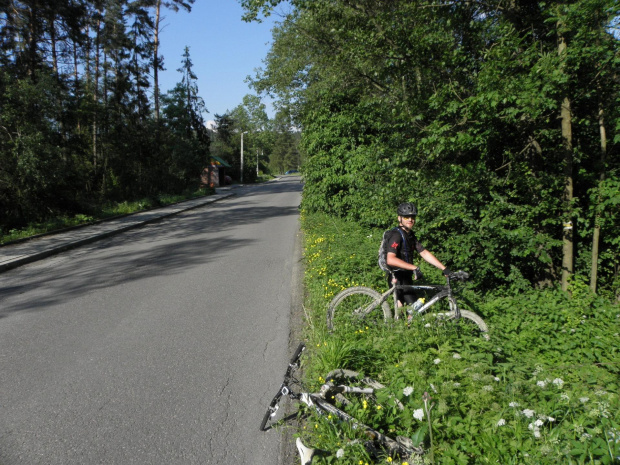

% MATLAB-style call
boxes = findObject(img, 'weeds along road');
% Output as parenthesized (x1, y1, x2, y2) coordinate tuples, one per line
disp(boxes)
(0, 177, 303, 465)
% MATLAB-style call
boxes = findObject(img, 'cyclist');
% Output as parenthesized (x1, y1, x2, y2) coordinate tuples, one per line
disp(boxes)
(385, 202, 451, 307)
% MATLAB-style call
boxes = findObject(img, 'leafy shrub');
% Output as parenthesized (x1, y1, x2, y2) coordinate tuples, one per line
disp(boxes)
(298, 211, 620, 464)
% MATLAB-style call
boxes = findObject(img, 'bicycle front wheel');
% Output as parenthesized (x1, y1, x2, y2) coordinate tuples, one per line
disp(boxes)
(327, 286, 391, 331)
(432, 297, 488, 336)
(259, 343, 305, 431)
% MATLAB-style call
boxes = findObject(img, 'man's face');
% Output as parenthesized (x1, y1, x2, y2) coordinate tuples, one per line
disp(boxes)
(399, 215, 415, 231)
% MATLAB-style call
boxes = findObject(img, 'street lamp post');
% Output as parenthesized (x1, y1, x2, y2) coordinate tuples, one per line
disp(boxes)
(240, 131, 248, 184)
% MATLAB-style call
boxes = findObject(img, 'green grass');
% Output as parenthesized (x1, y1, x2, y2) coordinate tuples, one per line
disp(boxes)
(296, 211, 620, 464)
(0, 187, 215, 245)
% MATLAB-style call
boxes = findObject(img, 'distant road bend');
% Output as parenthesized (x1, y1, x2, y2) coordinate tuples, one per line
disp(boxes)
(0, 177, 303, 465)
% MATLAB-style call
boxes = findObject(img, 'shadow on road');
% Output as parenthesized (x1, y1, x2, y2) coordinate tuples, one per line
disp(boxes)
(0, 181, 303, 318)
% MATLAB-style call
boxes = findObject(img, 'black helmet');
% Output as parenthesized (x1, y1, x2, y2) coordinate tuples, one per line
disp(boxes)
(397, 202, 417, 216)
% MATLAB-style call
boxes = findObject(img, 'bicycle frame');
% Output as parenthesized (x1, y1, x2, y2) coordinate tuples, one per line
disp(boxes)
(372, 274, 462, 321)
(300, 390, 418, 458)
(260, 344, 424, 461)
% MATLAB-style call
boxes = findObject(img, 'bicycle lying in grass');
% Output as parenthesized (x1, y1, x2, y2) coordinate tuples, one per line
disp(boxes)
(260, 343, 424, 463)
(326, 270, 488, 336)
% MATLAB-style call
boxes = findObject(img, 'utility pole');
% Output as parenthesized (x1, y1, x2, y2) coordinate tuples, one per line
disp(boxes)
(240, 131, 248, 184)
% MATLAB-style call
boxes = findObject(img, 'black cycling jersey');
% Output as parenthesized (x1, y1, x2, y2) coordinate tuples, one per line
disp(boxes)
(385, 227, 425, 265)
(385, 227, 426, 305)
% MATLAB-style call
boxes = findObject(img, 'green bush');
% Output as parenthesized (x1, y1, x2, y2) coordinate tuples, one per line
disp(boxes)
(297, 211, 620, 464)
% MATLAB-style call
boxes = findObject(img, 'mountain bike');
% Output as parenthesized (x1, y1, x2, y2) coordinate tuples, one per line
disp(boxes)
(326, 270, 488, 336)
(260, 343, 424, 463)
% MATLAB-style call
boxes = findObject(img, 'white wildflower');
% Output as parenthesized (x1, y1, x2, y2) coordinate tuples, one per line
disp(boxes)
(595, 390, 608, 397)
(553, 378, 564, 387)
(413, 409, 425, 421)
(560, 393, 570, 401)
(548, 417, 555, 422)
(523, 409, 535, 418)
(424, 323, 431, 328)
(534, 419, 544, 427)
(403, 386, 414, 396)
(433, 358, 441, 365)
(537, 380, 547, 388)
(580, 433, 592, 442)
(509, 402, 520, 408)
(494, 377, 500, 382)
(540, 445, 553, 456)
(482, 385, 494, 392)
(453, 353, 461, 359)
(580, 397, 590, 404)
(453, 382, 461, 387)
(497, 419, 506, 427)
(336, 448, 344, 458)
(534, 429, 541, 438)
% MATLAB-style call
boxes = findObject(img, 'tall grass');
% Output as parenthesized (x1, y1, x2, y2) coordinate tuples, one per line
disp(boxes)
(297, 211, 620, 464)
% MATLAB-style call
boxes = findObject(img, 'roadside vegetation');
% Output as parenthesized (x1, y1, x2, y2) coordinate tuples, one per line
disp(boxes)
(0, 3, 300, 239)
(296, 211, 619, 464)
(240, 2, 620, 460)
(0, 187, 215, 245)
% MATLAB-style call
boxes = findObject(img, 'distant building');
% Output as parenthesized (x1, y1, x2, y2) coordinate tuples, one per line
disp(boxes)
(201, 156, 232, 188)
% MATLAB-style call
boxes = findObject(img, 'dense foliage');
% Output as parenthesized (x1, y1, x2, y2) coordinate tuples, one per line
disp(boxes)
(299, 211, 620, 464)
(244, 0, 620, 296)
(0, 1, 302, 235)
(210, 95, 302, 183)
(0, 0, 209, 231)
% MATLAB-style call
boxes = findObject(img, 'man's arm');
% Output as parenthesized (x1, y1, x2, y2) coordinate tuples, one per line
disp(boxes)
(419, 249, 446, 271)
(386, 252, 421, 272)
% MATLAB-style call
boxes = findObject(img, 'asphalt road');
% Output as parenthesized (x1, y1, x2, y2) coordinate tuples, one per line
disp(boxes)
(0, 177, 304, 464)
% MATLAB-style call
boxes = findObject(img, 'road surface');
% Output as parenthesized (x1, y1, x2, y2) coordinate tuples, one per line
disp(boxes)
(0, 178, 303, 464)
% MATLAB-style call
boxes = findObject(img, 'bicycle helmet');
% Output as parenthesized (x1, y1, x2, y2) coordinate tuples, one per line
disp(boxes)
(397, 202, 417, 217)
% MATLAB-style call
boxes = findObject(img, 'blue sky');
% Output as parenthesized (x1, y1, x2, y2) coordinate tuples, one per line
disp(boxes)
(157, 0, 279, 124)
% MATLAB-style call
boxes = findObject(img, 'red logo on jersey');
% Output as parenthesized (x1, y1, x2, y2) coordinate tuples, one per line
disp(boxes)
(390, 242, 398, 249)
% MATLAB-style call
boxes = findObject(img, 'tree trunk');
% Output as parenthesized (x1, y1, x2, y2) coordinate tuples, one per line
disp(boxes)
(153, 0, 162, 123)
(93, 14, 101, 171)
(49, 16, 58, 80)
(558, 29, 574, 293)
(27, 2, 39, 81)
(590, 106, 607, 293)
(73, 40, 81, 132)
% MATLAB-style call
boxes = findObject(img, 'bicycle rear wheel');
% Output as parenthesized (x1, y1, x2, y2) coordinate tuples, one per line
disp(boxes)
(326, 286, 391, 331)
(421, 297, 488, 337)
(259, 343, 305, 431)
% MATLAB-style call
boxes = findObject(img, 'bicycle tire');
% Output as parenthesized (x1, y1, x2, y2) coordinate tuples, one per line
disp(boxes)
(425, 297, 488, 335)
(259, 343, 305, 431)
(326, 286, 391, 331)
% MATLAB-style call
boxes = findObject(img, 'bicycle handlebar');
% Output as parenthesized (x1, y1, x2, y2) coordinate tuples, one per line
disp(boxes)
(447, 270, 469, 281)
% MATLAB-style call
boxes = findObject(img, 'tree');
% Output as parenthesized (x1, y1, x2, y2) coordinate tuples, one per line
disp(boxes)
(150, 0, 194, 123)
(243, 0, 620, 294)
(159, 46, 209, 189)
